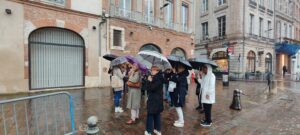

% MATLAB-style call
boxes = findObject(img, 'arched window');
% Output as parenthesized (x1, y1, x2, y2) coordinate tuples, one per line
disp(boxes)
(140, 44, 161, 53)
(265, 53, 272, 72)
(171, 48, 186, 59)
(247, 51, 256, 72)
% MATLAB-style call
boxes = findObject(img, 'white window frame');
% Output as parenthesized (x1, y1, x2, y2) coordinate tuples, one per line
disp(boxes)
(217, 16, 226, 37)
(250, 14, 254, 34)
(202, 0, 208, 13)
(259, 18, 263, 37)
(182, 3, 189, 32)
(202, 22, 209, 40)
(110, 26, 125, 50)
(218, 0, 226, 6)
(166, 0, 174, 25)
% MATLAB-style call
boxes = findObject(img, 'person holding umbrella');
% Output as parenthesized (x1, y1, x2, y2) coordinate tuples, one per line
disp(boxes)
(111, 57, 128, 113)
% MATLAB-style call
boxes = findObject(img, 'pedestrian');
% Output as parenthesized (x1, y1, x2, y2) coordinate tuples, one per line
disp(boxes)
(126, 64, 142, 124)
(282, 65, 287, 77)
(194, 69, 204, 113)
(200, 64, 216, 127)
(266, 70, 272, 93)
(168, 68, 177, 107)
(112, 64, 126, 113)
(144, 65, 164, 135)
(163, 69, 172, 103)
(173, 64, 189, 128)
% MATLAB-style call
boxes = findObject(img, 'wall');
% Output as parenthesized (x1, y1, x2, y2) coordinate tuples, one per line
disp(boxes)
(71, 0, 102, 15)
(0, 1, 26, 93)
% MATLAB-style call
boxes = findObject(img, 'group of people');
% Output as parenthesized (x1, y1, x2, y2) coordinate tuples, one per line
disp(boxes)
(109, 62, 216, 135)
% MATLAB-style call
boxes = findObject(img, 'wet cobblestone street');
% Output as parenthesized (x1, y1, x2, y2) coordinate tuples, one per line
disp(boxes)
(1, 80, 300, 135)
(70, 80, 300, 135)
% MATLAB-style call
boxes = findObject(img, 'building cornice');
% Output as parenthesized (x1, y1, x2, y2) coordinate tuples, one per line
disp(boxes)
(11, 0, 101, 19)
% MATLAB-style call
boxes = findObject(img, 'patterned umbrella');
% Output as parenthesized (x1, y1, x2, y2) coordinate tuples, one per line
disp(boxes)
(125, 55, 148, 73)
(110, 56, 128, 67)
(137, 50, 172, 70)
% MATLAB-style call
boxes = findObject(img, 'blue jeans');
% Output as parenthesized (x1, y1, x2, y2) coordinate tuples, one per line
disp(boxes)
(146, 113, 161, 133)
(114, 91, 122, 107)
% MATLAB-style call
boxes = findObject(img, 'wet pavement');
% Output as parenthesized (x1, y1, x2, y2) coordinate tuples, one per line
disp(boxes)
(1, 80, 300, 135)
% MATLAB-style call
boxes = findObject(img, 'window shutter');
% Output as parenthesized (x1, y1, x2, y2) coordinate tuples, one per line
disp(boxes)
(113, 30, 122, 47)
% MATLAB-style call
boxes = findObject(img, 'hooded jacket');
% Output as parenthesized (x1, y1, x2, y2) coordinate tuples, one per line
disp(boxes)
(201, 64, 216, 104)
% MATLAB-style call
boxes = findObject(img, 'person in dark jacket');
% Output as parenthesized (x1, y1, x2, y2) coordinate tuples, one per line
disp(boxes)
(195, 69, 204, 113)
(168, 68, 177, 107)
(144, 65, 164, 135)
(173, 64, 189, 128)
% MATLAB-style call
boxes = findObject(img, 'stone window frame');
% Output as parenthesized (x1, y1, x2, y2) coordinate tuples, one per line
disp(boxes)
(110, 26, 125, 50)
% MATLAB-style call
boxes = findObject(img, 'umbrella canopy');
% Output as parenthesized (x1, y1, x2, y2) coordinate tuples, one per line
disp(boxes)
(124, 55, 148, 73)
(167, 55, 192, 70)
(188, 58, 218, 69)
(103, 54, 118, 61)
(110, 56, 128, 67)
(137, 50, 172, 70)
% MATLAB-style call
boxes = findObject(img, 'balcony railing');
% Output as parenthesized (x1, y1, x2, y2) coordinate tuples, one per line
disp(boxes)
(259, 5, 266, 12)
(109, 5, 191, 33)
(249, 0, 257, 8)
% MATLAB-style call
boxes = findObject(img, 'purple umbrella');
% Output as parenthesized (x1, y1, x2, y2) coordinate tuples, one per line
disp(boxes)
(125, 55, 148, 73)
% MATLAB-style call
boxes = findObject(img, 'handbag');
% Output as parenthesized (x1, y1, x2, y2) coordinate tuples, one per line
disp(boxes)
(111, 75, 123, 88)
(168, 81, 176, 92)
(127, 81, 141, 88)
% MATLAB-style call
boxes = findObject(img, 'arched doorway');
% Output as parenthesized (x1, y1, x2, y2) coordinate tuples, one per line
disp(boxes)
(247, 51, 256, 73)
(212, 51, 228, 72)
(139, 44, 161, 53)
(29, 27, 85, 89)
(171, 48, 186, 59)
(265, 53, 272, 72)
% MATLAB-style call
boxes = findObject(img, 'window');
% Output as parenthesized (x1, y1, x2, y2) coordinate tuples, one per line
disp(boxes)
(267, 21, 271, 38)
(182, 3, 189, 32)
(202, 22, 209, 40)
(218, 16, 226, 37)
(268, 0, 273, 9)
(113, 30, 122, 47)
(250, 14, 254, 34)
(119, 0, 131, 17)
(259, 0, 264, 6)
(171, 48, 186, 59)
(166, 0, 174, 25)
(44, 0, 65, 5)
(284, 23, 287, 37)
(289, 25, 292, 38)
(145, 0, 154, 23)
(218, 0, 226, 6)
(259, 18, 263, 37)
(202, 0, 208, 13)
(277, 21, 281, 39)
(110, 27, 125, 50)
(140, 44, 161, 53)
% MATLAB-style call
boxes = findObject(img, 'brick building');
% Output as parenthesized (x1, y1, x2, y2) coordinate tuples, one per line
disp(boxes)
(0, 0, 104, 93)
(101, 0, 195, 60)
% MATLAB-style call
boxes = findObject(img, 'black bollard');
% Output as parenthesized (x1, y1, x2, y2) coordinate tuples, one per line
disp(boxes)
(230, 89, 242, 110)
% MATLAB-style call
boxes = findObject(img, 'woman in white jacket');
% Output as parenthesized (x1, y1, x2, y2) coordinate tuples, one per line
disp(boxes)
(200, 64, 216, 127)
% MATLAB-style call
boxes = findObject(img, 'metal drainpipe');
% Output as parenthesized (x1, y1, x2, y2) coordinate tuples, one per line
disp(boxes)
(242, 0, 246, 78)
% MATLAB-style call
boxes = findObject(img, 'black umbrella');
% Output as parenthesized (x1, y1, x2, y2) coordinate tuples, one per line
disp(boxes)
(103, 54, 118, 61)
(167, 55, 192, 70)
(188, 58, 218, 69)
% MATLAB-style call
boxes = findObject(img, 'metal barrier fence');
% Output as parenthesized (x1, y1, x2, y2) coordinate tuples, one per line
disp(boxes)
(0, 92, 76, 135)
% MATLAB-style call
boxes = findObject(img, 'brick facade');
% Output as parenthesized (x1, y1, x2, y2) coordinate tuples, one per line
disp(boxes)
(109, 18, 194, 58)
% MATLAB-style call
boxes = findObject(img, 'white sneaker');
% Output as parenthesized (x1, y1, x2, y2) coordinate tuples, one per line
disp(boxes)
(144, 131, 151, 135)
(173, 122, 184, 127)
(154, 130, 161, 135)
(174, 120, 180, 123)
(114, 107, 118, 113)
(118, 107, 124, 113)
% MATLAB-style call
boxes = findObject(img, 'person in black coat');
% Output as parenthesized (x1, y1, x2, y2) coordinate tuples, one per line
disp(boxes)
(173, 64, 189, 128)
(145, 66, 164, 135)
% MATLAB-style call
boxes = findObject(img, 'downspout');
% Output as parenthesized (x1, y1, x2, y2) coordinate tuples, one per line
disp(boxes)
(242, 0, 246, 78)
